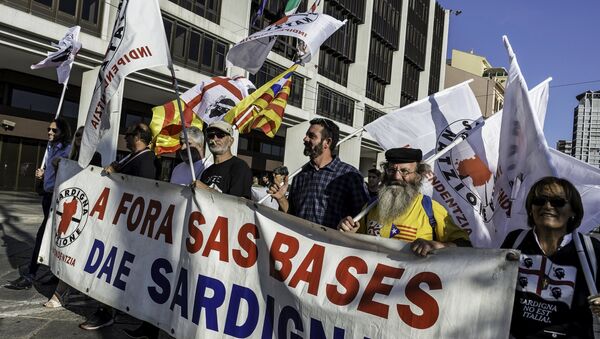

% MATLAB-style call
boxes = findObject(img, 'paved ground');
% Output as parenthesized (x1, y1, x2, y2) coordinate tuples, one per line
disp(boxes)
(0, 191, 147, 339)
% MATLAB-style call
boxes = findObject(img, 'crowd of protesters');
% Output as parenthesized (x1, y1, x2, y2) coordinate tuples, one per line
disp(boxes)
(4, 116, 600, 338)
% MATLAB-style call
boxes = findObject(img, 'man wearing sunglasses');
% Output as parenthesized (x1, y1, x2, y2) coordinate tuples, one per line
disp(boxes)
(338, 147, 470, 256)
(269, 118, 369, 229)
(194, 121, 252, 199)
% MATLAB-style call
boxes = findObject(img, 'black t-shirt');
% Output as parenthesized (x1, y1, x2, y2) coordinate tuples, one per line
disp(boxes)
(501, 229, 600, 338)
(200, 156, 252, 199)
(119, 149, 156, 180)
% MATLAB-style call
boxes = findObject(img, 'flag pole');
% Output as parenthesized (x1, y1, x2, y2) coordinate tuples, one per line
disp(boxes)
(168, 65, 196, 183)
(40, 81, 69, 171)
(351, 121, 483, 222)
(257, 125, 364, 204)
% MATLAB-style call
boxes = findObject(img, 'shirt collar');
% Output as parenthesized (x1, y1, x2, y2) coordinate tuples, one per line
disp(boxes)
(307, 156, 340, 172)
(531, 228, 572, 255)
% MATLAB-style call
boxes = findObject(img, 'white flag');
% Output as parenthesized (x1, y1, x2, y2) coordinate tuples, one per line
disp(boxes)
(79, 0, 171, 167)
(227, 12, 345, 74)
(31, 26, 81, 84)
(181, 76, 255, 124)
(364, 81, 483, 159)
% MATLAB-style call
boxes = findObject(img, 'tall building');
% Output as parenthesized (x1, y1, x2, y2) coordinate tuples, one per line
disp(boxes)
(0, 0, 448, 191)
(444, 49, 506, 117)
(572, 90, 600, 167)
(556, 140, 572, 156)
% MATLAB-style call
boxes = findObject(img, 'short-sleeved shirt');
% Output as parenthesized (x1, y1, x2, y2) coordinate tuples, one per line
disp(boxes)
(200, 156, 252, 199)
(43, 142, 71, 192)
(358, 193, 470, 243)
(288, 156, 368, 229)
(501, 229, 600, 338)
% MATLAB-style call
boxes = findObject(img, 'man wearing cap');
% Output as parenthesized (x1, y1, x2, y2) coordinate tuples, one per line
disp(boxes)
(338, 147, 471, 256)
(269, 118, 368, 229)
(194, 121, 252, 199)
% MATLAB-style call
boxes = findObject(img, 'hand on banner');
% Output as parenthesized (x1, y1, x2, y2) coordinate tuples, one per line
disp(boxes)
(35, 168, 44, 179)
(337, 216, 360, 233)
(410, 238, 452, 257)
(588, 295, 600, 317)
(194, 180, 210, 190)
(103, 161, 118, 175)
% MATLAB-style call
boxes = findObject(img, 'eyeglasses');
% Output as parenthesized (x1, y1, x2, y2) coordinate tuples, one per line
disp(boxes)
(531, 196, 568, 208)
(206, 131, 228, 139)
(47, 128, 59, 133)
(386, 167, 416, 176)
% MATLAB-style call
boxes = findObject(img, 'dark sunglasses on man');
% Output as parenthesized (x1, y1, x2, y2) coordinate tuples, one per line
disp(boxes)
(206, 130, 228, 139)
(47, 127, 59, 133)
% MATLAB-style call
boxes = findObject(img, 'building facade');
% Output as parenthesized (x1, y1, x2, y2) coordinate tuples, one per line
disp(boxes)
(0, 0, 448, 191)
(572, 90, 600, 167)
(444, 49, 506, 117)
(556, 139, 572, 156)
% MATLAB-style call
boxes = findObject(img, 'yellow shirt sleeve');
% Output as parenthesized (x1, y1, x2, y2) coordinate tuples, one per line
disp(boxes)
(431, 199, 471, 243)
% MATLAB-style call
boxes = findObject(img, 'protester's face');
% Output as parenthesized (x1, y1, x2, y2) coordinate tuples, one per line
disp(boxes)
(531, 184, 574, 232)
(206, 128, 232, 155)
(303, 124, 327, 158)
(367, 173, 380, 187)
(48, 122, 60, 142)
(124, 131, 137, 151)
(274, 174, 286, 185)
(384, 162, 419, 186)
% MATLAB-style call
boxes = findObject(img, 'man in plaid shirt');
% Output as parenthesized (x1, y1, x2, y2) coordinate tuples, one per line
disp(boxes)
(269, 118, 368, 229)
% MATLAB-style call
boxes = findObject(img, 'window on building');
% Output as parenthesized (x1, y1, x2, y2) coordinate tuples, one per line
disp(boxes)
(317, 85, 355, 126)
(249, 0, 308, 61)
(4, 0, 103, 35)
(401, 60, 420, 107)
(404, 0, 429, 70)
(318, 0, 365, 85)
(249, 62, 304, 108)
(367, 36, 394, 104)
(428, 3, 444, 95)
(364, 105, 384, 125)
(168, 0, 221, 24)
(120, 98, 154, 134)
(163, 15, 229, 76)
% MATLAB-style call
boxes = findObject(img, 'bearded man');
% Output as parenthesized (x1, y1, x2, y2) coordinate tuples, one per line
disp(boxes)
(337, 147, 471, 256)
(269, 118, 368, 229)
(194, 121, 252, 199)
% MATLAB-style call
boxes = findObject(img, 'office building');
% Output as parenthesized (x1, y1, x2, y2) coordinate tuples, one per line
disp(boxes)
(556, 139, 572, 156)
(572, 90, 600, 167)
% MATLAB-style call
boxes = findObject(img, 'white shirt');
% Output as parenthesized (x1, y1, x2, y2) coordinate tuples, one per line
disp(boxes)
(251, 186, 280, 210)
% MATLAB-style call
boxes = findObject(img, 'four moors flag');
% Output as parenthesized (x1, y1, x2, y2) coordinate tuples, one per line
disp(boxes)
(79, 0, 171, 167)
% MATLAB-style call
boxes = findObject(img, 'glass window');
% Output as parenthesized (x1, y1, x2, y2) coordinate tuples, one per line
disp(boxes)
(58, 0, 77, 15)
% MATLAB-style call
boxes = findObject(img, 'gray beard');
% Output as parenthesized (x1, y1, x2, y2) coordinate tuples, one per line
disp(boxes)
(377, 181, 421, 224)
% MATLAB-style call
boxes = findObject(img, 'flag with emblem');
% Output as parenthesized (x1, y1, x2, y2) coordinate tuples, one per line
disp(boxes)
(224, 64, 297, 133)
(149, 99, 203, 155)
(284, 0, 302, 15)
(182, 76, 255, 125)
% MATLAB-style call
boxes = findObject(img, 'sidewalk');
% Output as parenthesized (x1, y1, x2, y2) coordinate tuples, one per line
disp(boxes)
(0, 191, 142, 338)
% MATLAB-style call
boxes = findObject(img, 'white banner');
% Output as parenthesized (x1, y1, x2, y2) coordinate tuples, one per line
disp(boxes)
(227, 12, 345, 74)
(79, 0, 171, 167)
(40, 160, 518, 339)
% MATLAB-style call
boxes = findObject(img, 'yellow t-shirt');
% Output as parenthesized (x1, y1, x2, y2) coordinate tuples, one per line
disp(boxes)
(358, 194, 469, 243)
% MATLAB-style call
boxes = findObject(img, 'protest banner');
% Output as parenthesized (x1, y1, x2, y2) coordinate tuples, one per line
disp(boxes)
(39, 159, 518, 338)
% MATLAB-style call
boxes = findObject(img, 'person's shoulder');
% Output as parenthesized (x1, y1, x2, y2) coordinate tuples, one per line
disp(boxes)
(230, 156, 251, 170)
(501, 229, 530, 249)
(335, 159, 362, 176)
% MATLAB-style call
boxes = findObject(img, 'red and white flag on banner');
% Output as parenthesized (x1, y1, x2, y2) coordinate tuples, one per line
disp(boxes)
(181, 76, 255, 124)
(78, 0, 171, 167)
(31, 25, 81, 84)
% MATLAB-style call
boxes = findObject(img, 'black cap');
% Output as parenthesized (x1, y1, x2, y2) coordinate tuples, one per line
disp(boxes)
(385, 148, 422, 164)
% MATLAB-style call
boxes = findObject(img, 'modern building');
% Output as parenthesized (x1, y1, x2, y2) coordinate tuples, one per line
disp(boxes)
(556, 139, 572, 156)
(0, 0, 449, 191)
(572, 90, 600, 167)
(444, 49, 506, 117)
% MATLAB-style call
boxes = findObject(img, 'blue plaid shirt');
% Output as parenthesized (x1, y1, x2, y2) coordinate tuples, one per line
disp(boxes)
(288, 156, 368, 229)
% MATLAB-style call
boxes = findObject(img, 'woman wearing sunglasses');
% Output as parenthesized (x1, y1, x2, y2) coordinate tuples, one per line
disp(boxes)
(502, 176, 600, 338)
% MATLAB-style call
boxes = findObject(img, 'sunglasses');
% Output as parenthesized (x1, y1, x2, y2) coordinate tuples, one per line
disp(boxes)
(206, 131, 228, 139)
(531, 196, 568, 208)
(47, 127, 59, 133)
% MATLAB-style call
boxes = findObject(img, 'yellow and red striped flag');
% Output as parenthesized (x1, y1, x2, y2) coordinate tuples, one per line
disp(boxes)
(224, 64, 297, 136)
(150, 99, 203, 155)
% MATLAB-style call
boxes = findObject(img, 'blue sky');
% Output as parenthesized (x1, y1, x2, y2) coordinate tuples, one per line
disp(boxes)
(437, 0, 600, 148)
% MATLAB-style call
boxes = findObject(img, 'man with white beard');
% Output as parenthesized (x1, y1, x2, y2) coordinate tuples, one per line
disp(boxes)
(338, 147, 470, 256)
